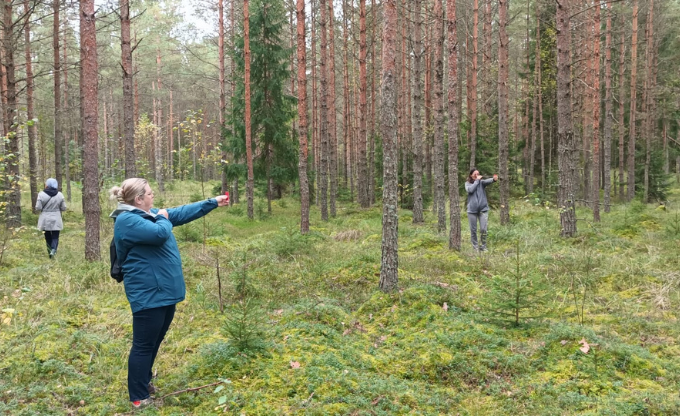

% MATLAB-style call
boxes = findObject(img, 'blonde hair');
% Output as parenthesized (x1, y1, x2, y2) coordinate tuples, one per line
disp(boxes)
(109, 178, 148, 205)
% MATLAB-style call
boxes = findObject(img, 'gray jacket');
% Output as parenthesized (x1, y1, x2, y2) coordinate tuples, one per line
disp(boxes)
(36, 190, 67, 231)
(465, 178, 495, 214)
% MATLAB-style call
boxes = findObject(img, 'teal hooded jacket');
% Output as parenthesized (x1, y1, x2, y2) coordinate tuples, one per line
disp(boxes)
(110, 199, 218, 313)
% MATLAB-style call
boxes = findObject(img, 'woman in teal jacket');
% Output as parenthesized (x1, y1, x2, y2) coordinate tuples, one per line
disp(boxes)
(110, 178, 229, 408)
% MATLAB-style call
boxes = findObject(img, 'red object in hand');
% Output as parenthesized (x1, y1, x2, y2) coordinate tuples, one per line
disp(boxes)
(224, 191, 230, 204)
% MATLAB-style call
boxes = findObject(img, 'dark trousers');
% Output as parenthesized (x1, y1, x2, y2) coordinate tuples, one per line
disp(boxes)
(128, 304, 176, 401)
(44, 230, 60, 251)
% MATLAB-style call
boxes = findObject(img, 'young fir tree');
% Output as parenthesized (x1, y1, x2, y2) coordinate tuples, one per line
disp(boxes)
(226, 0, 296, 210)
(486, 241, 548, 326)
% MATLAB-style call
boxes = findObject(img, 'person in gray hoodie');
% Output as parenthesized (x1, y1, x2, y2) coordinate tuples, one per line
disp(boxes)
(35, 178, 67, 258)
(465, 168, 497, 251)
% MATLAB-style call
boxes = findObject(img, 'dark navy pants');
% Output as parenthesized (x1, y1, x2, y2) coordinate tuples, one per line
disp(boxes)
(128, 304, 176, 401)
(43, 230, 60, 251)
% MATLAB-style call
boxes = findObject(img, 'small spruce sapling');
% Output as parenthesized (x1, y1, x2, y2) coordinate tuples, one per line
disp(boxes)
(486, 240, 548, 326)
(222, 253, 267, 352)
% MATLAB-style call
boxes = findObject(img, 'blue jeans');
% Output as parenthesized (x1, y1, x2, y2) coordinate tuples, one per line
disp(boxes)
(468, 211, 489, 250)
(128, 304, 176, 401)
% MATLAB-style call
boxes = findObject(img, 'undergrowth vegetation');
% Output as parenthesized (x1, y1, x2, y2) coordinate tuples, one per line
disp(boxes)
(1, 181, 679, 414)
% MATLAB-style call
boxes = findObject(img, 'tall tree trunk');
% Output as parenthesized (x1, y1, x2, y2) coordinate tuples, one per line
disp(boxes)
(54, 0, 63, 190)
(618, 29, 625, 201)
(134, 32, 139, 128)
(80, 0, 101, 259)
(379, 0, 398, 293)
(643, 0, 653, 203)
(556, 0, 577, 236)
(369, 0, 377, 205)
(433, 0, 446, 233)
(425, 22, 433, 198)
(319, 0, 329, 220)
(498, 0, 510, 225)
(482, 0, 492, 116)
(121, 0, 135, 178)
(343, 0, 349, 192)
(311, 0, 318, 205)
(63, 28, 71, 201)
(328, 0, 338, 216)
(297, 0, 310, 234)
(604, 1, 612, 212)
(412, 0, 424, 223)
(399, 3, 407, 207)
(447, 0, 461, 249)
(24, 0, 38, 212)
(627, 0, 638, 201)
(530, 7, 538, 195)
(156, 47, 164, 191)
(591, 2, 601, 221)
(469, 0, 478, 169)
(3, 0, 20, 227)
(230, 0, 238, 203)
(537, 4, 545, 194)
(244, 0, 254, 219)
(168, 89, 173, 180)
(219, 0, 227, 193)
(358, 0, 369, 207)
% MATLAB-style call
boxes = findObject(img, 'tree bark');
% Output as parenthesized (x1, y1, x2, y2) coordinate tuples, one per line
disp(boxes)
(379, 0, 398, 293)
(498, 0, 510, 225)
(3, 0, 20, 227)
(447, 0, 461, 249)
(556, 0, 577, 237)
(643, 0, 653, 203)
(319, 0, 329, 220)
(433, 0, 446, 233)
(244, 0, 254, 219)
(328, 0, 338, 216)
(62, 28, 71, 201)
(530, 6, 538, 195)
(358, 0, 369, 208)
(54, 0, 63, 190)
(469, 0, 478, 170)
(603, 1, 612, 212)
(369, 0, 377, 205)
(297, 0, 310, 234)
(482, 0, 492, 116)
(219, 0, 227, 192)
(618, 29, 625, 201)
(24, 0, 38, 213)
(343, 0, 349, 192)
(591, 2, 601, 221)
(412, 0, 424, 223)
(311, 0, 318, 205)
(80, 0, 101, 259)
(627, 0, 638, 201)
(156, 47, 164, 191)
(121, 0, 135, 178)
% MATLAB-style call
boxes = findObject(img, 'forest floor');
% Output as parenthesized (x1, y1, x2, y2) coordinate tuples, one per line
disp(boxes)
(1, 180, 680, 415)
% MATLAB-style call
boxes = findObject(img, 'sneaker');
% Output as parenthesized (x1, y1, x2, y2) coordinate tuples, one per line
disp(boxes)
(148, 382, 157, 395)
(49, 249, 56, 259)
(131, 398, 154, 408)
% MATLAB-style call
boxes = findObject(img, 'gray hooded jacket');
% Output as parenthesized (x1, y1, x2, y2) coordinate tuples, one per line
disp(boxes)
(36, 190, 67, 231)
(465, 178, 495, 214)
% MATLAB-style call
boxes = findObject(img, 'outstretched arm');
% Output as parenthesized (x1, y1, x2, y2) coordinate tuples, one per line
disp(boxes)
(163, 194, 228, 226)
(481, 178, 496, 187)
